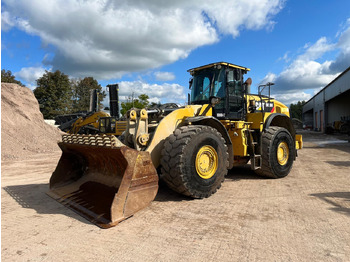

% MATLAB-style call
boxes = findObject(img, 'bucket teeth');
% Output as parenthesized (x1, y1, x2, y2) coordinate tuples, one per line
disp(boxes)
(61, 134, 123, 148)
(49, 133, 158, 228)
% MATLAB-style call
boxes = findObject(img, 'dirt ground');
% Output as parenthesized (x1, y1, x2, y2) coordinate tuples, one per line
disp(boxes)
(1, 131, 350, 262)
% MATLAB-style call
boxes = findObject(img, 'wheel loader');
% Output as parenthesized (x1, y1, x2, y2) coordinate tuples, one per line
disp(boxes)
(57, 85, 127, 135)
(47, 62, 303, 228)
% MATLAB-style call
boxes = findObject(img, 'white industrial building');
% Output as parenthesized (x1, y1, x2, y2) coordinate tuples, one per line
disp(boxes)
(302, 66, 350, 132)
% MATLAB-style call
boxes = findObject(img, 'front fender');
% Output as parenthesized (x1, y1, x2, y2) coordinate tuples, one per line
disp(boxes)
(146, 105, 202, 167)
(185, 116, 234, 169)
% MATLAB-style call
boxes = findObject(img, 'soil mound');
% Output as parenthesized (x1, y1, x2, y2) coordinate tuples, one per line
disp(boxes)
(1, 83, 63, 161)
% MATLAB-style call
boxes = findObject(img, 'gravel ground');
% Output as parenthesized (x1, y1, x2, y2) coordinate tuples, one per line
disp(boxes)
(1, 132, 350, 261)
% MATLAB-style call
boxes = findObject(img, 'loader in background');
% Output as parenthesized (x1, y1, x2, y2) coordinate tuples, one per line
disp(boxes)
(47, 62, 303, 228)
(56, 89, 108, 134)
(56, 84, 127, 135)
(98, 84, 127, 136)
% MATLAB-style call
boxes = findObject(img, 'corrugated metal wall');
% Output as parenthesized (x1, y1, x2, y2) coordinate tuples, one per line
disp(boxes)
(302, 67, 350, 132)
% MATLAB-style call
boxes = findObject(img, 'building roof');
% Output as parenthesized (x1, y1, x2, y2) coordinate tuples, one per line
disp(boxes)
(304, 66, 350, 105)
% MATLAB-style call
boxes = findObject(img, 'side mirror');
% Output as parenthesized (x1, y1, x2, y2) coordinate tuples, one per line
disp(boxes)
(199, 96, 221, 116)
(209, 96, 221, 107)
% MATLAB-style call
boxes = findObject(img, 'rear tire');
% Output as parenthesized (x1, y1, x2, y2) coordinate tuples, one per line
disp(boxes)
(256, 126, 294, 178)
(160, 125, 229, 198)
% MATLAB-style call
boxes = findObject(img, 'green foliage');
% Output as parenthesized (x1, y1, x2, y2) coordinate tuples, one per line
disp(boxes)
(120, 93, 150, 116)
(72, 77, 106, 112)
(34, 70, 73, 119)
(1, 69, 25, 86)
(289, 100, 306, 120)
(34, 72, 107, 119)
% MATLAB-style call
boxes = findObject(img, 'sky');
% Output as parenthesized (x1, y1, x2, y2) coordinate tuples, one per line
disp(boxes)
(1, 0, 350, 107)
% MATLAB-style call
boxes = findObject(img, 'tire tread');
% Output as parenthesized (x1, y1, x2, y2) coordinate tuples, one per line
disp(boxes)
(160, 125, 228, 198)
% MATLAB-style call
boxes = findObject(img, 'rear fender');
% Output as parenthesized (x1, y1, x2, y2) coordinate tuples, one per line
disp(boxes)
(264, 113, 299, 159)
(264, 113, 295, 138)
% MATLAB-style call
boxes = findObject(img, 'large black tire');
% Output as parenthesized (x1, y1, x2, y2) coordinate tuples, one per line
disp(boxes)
(160, 125, 229, 198)
(256, 126, 295, 178)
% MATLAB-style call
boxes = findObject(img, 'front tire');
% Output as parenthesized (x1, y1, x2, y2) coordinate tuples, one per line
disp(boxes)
(160, 125, 229, 198)
(256, 126, 295, 178)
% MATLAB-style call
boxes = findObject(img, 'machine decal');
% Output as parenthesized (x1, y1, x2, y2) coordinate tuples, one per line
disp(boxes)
(256, 101, 274, 112)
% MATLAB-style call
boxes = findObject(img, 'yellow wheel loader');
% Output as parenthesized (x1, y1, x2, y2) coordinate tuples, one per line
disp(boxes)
(47, 62, 303, 228)
(57, 85, 127, 135)
(97, 83, 127, 136)
(56, 89, 108, 134)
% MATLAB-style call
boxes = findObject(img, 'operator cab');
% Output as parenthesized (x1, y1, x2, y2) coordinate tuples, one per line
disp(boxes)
(188, 62, 250, 120)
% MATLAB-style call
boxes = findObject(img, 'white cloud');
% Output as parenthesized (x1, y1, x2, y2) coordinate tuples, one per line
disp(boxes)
(298, 37, 335, 61)
(2, 0, 284, 79)
(272, 91, 312, 106)
(276, 59, 338, 89)
(154, 71, 175, 81)
(329, 24, 350, 73)
(274, 92, 311, 107)
(260, 72, 277, 84)
(260, 21, 350, 106)
(118, 81, 187, 104)
(1, 11, 14, 31)
(202, 0, 284, 36)
(15, 66, 49, 89)
(278, 51, 290, 63)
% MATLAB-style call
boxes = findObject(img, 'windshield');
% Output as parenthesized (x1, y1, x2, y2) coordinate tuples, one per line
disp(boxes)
(190, 68, 225, 104)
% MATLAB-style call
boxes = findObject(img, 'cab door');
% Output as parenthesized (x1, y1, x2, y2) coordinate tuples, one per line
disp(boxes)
(226, 69, 245, 120)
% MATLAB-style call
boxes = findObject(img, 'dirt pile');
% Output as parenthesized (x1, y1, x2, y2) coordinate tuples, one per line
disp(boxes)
(1, 83, 63, 161)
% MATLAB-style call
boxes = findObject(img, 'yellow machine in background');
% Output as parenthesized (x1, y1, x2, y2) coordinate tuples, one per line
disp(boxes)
(98, 117, 127, 136)
(68, 111, 110, 134)
(48, 62, 302, 228)
(57, 85, 127, 135)
(56, 89, 108, 134)
(96, 83, 127, 136)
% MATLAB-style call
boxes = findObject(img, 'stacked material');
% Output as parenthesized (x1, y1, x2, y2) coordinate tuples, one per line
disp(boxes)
(1, 83, 63, 161)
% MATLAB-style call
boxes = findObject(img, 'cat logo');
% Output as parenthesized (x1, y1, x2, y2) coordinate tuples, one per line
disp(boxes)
(256, 101, 274, 112)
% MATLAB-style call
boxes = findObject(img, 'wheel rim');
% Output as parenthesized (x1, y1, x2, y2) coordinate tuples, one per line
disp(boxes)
(195, 145, 218, 179)
(277, 141, 289, 166)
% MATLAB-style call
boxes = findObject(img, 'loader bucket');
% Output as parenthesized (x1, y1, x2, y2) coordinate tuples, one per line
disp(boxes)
(47, 135, 158, 228)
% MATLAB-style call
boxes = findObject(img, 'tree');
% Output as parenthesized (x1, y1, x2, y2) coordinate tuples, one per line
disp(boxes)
(72, 77, 106, 112)
(289, 100, 306, 120)
(120, 93, 150, 116)
(1, 69, 24, 86)
(34, 70, 73, 119)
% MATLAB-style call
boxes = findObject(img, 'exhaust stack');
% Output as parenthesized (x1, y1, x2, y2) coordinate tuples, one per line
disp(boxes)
(89, 90, 99, 112)
(107, 84, 119, 118)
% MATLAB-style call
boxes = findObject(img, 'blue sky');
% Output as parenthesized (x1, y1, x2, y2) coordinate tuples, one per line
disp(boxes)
(2, 0, 350, 107)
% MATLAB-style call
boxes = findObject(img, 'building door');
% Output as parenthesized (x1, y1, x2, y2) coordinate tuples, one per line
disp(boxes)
(320, 110, 323, 132)
(315, 111, 318, 131)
